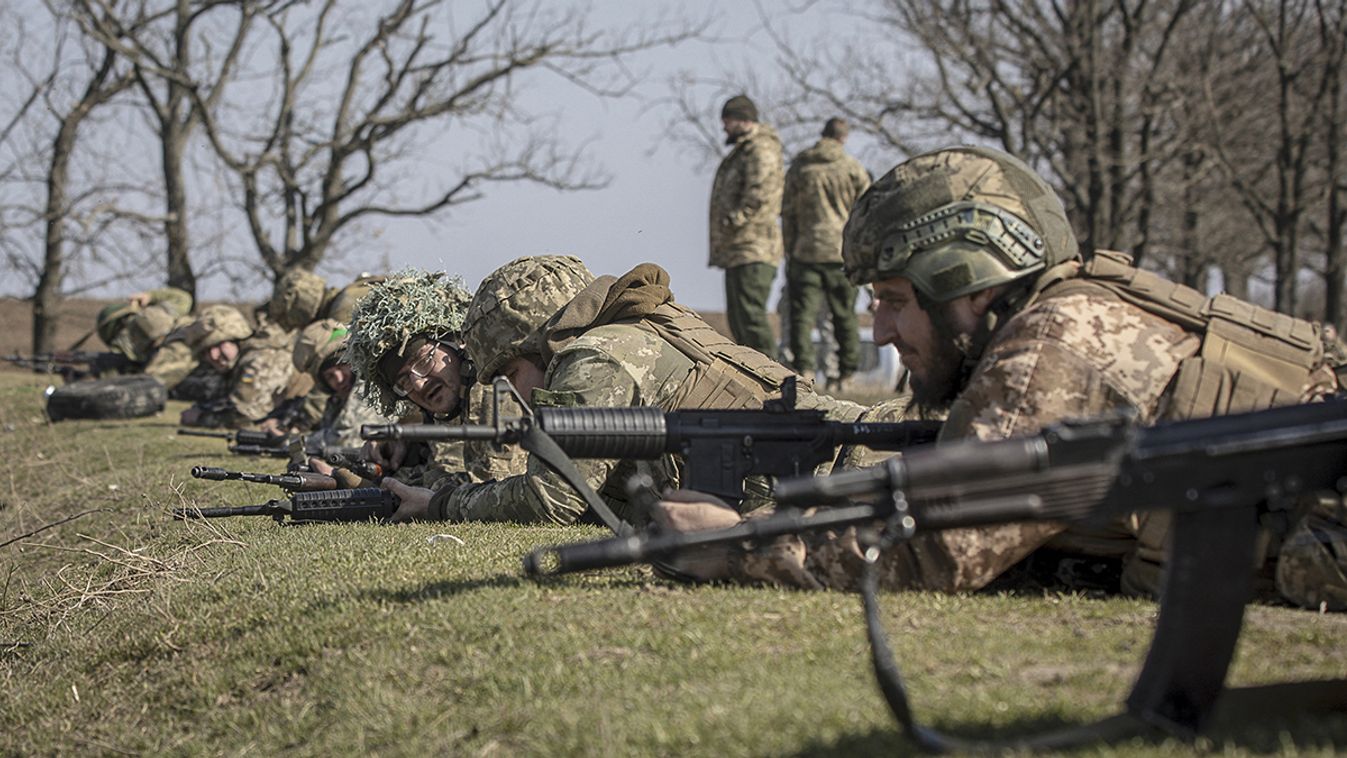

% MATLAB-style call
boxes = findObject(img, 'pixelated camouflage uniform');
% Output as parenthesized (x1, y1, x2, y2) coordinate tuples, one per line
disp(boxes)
(709, 122, 785, 355)
(142, 319, 202, 390)
(429, 260, 862, 525)
(342, 270, 528, 488)
(288, 319, 396, 449)
(180, 306, 296, 429)
(97, 287, 194, 366)
(782, 137, 870, 378)
(730, 146, 1347, 611)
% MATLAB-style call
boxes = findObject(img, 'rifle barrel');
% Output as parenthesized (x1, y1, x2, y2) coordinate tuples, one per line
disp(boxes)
(173, 503, 281, 519)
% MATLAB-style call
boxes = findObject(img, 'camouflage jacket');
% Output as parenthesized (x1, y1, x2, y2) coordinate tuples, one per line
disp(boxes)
(708, 123, 785, 269)
(736, 283, 1201, 592)
(189, 327, 297, 428)
(303, 379, 397, 450)
(142, 332, 198, 390)
(431, 321, 857, 525)
(782, 138, 870, 264)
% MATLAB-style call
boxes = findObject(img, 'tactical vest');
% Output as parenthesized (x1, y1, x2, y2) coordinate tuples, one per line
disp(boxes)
(1034, 251, 1339, 420)
(629, 302, 799, 412)
(1030, 251, 1342, 584)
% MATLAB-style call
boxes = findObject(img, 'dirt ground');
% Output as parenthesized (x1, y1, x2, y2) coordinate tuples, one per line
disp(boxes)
(0, 296, 115, 356)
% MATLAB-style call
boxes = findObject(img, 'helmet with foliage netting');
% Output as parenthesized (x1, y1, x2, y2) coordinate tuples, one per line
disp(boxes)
(842, 146, 1079, 301)
(343, 270, 471, 416)
(464, 255, 594, 381)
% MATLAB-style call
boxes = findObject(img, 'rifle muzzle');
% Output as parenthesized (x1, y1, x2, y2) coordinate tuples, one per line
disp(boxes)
(191, 466, 231, 481)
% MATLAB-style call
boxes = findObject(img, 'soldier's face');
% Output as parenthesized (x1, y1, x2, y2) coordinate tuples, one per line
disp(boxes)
(872, 277, 981, 407)
(721, 117, 751, 142)
(321, 363, 356, 397)
(500, 356, 546, 405)
(395, 342, 463, 417)
(204, 341, 239, 373)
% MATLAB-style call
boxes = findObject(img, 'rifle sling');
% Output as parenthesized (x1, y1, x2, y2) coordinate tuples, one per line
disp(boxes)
(859, 505, 1347, 753)
(520, 425, 627, 536)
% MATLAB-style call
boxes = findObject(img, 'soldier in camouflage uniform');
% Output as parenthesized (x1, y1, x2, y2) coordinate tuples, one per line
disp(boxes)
(658, 146, 1347, 611)
(781, 118, 871, 388)
(259, 270, 388, 435)
(382, 255, 863, 525)
(709, 94, 785, 356)
(342, 271, 526, 490)
(287, 319, 396, 450)
(178, 305, 296, 429)
(95, 287, 194, 370)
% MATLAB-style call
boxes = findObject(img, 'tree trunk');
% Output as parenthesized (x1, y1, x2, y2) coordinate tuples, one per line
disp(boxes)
(33, 105, 85, 353)
(161, 118, 194, 299)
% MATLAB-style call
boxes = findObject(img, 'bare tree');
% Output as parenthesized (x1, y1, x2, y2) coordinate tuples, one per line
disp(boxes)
(1201, 0, 1346, 316)
(126, 0, 705, 280)
(0, 3, 149, 353)
(74, 0, 274, 301)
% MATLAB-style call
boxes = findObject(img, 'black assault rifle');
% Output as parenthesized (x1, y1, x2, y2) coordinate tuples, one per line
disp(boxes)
(191, 465, 339, 492)
(172, 487, 397, 523)
(3, 351, 137, 382)
(177, 428, 293, 457)
(524, 398, 1347, 750)
(361, 377, 942, 504)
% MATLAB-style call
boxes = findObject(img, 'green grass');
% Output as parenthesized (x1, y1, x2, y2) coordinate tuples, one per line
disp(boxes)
(1, 371, 1344, 756)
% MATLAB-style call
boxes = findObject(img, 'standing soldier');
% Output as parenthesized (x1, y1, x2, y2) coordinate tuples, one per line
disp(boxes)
(658, 145, 1347, 611)
(781, 117, 871, 390)
(708, 94, 784, 356)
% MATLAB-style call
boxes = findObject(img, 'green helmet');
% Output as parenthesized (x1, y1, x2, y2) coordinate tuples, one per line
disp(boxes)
(464, 255, 594, 381)
(96, 302, 137, 347)
(343, 270, 471, 416)
(324, 274, 386, 325)
(184, 305, 253, 357)
(293, 318, 349, 378)
(269, 268, 330, 332)
(842, 146, 1079, 302)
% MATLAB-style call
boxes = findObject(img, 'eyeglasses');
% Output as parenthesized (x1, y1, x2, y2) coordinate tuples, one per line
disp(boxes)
(392, 343, 450, 397)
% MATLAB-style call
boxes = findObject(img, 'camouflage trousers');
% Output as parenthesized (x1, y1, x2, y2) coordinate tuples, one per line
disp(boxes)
(784, 261, 859, 379)
(724, 262, 777, 356)
(1276, 497, 1347, 611)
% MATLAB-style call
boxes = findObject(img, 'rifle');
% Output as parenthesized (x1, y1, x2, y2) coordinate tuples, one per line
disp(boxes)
(3, 351, 137, 382)
(361, 377, 942, 504)
(190, 465, 338, 492)
(177, 428, 293, 458)
(172, 487, 397, 523)
(322, 451, 385, 481)
(523, 399, 1347, 750)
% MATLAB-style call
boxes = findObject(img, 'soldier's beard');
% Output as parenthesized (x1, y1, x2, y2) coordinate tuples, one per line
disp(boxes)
(908, 305, 981, 413)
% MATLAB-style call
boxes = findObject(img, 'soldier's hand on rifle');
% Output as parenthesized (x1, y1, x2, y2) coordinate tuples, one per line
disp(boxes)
(649, 491, 743, 582)
(308, 457, 335, 475)
(365, 439, 408, 470)
(257, 418, 286, 437)
(381, 479, 431, 522)
(651, 491, 742, 533)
